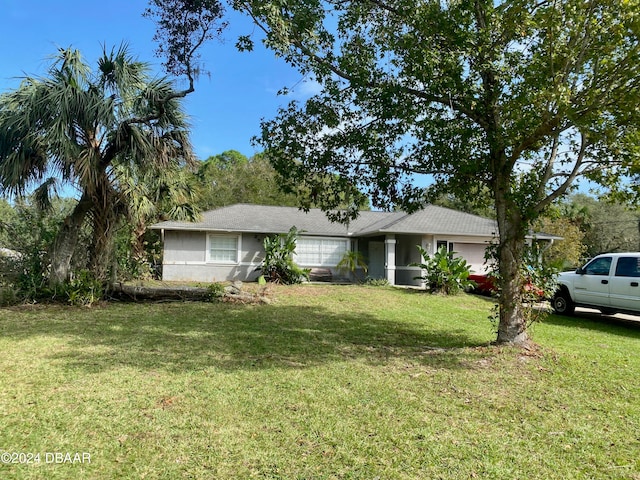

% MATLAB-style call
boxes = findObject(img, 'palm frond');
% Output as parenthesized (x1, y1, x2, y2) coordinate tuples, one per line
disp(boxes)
(31, 177, 58, 211)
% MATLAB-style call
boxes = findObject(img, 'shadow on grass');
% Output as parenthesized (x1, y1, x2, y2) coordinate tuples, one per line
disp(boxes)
(1, 301, 490, 374)
(544, 309, 640, 339)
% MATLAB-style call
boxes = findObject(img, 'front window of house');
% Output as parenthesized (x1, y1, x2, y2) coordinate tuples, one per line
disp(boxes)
(295, 237, 348, 266)
(207, 234, 240, 263)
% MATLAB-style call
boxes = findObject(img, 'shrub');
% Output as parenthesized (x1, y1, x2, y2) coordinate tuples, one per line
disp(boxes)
(0, 249, 49, 304)
(410, 245, 475, 295)
(207, 282, 226, 301)
(258, 226, 310, 285)
(0, 286, 18, 307)
(62, 270, 104, 306)
(364, 277, 390, 287)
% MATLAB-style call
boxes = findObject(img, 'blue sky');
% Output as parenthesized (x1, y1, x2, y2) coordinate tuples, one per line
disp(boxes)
(0, 0, 317, 161)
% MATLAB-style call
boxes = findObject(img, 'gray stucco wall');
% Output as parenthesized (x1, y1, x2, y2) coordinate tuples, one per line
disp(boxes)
(161, 231, 264, 282)
(163, 231, 206, 263)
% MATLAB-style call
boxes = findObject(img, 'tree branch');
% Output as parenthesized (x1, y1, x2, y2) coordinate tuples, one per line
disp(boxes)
(536, 132, 589, 213)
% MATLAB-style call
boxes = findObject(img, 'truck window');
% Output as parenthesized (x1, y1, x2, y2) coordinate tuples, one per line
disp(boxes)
(614, 257, 640, 277)
(584, 257, 612, 276)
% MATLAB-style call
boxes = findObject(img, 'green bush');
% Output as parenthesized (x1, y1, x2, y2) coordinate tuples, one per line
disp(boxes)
(410, 245, 475, 295)
(0, 286, 18, 307)
(0, 251, 49, 304)
(364, 277, 390, 287)
(259, 226, 310, 285)
(207, 282, 226, 301)
(62, 270, 104, 306)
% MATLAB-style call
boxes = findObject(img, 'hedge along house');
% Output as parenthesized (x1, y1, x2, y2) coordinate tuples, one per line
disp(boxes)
(151, 203, 508, 286)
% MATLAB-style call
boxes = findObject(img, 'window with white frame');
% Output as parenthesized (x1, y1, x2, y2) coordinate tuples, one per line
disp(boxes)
(436, 240, 454, 253)
(295, 237, 348, 266)
(207, 234, 240, 263)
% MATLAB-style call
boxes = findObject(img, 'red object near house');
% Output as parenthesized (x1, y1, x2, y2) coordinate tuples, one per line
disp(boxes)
(468, 274, 496, 295)
(468, 273, 544, 298)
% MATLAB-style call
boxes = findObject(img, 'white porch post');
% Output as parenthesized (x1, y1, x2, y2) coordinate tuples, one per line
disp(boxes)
(420, 237, 431, 289)
(385, 235, 396, 285)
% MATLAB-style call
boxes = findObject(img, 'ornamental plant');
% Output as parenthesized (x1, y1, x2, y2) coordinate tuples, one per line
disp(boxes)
(411, 245, 475, 295)
(259, 226, 310, 285)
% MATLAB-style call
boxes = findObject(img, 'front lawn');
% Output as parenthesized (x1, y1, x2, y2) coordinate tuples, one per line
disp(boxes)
(1, 285, 639, 479)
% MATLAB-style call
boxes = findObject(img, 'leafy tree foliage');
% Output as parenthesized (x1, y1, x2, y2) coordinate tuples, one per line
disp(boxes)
(337, 250, 368, 283)
(194, 150, 371, 212)
(234, 0, 640, 344)
(431, 189, 496, 219)
(0, 197, 90, 303)
(116, 158, 201, 280)
(145, 0, 227, 79)
(566, 194, 640, 257)
(196, 151, 303, 209)
(0, 45, 197, 285)
(0, 1, 222, 287)
(533, 216, 587, 270)
(0, 198, 16, 249)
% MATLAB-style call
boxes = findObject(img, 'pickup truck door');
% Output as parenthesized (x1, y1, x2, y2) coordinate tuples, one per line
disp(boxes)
(573, 256, 612, 307)
(609, 256, 640, 311)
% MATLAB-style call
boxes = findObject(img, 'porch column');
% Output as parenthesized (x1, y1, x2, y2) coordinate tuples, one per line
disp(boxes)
(419, 237, 431, 289)
(385, 235, 396, 285)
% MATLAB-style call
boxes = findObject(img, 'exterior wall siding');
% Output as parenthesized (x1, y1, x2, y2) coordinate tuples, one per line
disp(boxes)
(162, 263, 261, 283)
(162, 231, 263, 282)
(160, 230, 493, 285)
(163, 231, 206, 263)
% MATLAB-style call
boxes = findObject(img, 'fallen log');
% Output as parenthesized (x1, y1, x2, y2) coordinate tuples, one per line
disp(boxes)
(111, 282, 271, 304)
(111, 283, 210, 301)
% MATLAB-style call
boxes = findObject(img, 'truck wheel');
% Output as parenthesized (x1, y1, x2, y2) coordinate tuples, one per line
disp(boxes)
(552, 290, 575, 315)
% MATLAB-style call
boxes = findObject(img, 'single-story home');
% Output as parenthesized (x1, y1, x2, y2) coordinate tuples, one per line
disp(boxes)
(150, 203, 524, 287)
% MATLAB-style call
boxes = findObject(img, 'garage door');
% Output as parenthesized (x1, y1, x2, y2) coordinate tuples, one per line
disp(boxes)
(453, 243, 488, 273)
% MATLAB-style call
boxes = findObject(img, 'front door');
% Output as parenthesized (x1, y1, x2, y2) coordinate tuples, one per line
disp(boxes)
(368, 242, 385, 279)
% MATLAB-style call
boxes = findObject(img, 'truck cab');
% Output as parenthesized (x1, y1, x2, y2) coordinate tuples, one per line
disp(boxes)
(552, 253, 640, 316)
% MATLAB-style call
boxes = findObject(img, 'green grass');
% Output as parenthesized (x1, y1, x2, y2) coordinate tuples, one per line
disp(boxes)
(1, 284, 639, 479)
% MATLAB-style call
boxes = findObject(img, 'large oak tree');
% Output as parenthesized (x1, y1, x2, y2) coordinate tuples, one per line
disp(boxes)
(232, 0, 640, 345)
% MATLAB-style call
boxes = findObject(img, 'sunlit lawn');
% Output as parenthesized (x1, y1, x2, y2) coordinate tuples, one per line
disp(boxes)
(1, 284, 639, 479)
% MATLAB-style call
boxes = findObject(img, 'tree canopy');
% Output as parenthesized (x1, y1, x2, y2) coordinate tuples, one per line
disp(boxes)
(232, 0, 640, 344)
(196, 151, 302, 209)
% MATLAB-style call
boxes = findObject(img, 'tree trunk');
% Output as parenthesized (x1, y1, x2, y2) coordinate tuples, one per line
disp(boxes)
(90, 213, 117, 283)
(495, 227, 528, 345)
(89, 178, 120, 284)
(49, 192, 92, 287)
(494, 188, 529, 345)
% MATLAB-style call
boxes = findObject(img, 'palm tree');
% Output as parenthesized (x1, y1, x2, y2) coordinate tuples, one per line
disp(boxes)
(337, 250, 368, 283)
(0, 45, 196, 285)
(116, 159, 200, 279)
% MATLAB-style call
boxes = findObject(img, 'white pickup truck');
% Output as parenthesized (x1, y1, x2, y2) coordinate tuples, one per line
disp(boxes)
(552, 253, 640, 316)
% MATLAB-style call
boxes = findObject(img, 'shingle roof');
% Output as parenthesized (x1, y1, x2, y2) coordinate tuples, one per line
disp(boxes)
(151, 203, 499, 238)
(359, 205, 498, 236)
